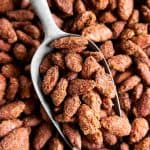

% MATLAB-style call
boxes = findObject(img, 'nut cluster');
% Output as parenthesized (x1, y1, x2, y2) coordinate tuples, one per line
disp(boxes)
(0, 0, 150, 150)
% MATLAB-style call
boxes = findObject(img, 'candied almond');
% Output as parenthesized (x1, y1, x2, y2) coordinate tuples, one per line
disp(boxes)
(108, 55, 132, 72)
(72, 11, 96, 32)
(65, 53, 83, 72)
(23, 24, 41, 39)
(1, 64, 20, 78)
(19, 75, 31, 99)
(63, 96, 81, 120)
(95, 69, 116, 98)
(82, 24, 112, 42)
(118, 75, 141, 93)
(13, 43, 27, 61)
(0, 18, 17, 44)
(132, 83, 143, 101)
(0, 119, 23, 138)
(119, 93, 131, 113)
(115, 70, 133, 84)
(33, 123, 52, 150)
(0, 101, 25, 120)
(82, 90, 101, 119)
(6, 10, 34, 21)
(131, 34, 150, 49)
(101, 115, 131, 136)
(118, 0, 134, 20)
(81, 56, 100, 78)
(130, 118, 149, 143)
(137, 62, 150, 85)
(0, 127, 31, 150)
(39, 54, 51, 74)
(63, 124, 81, 149)
(78, 104, 100, 135)
(100, 40, 115, 59)
(120, 40, 150, 67)
(6, 77, 19, 101)
(50, 36, 88, 49)
(16, 30, 40, 47)
(54, 0, 74, 16)
(11, 21, 31, 29)
(120, 40, 139, 55)
(135, 88, 150, 117)
(42, 66, 59, 95)
(111, 21, 126, 39)
(50, 78, 68, 106)
(68, 79, 96, 95)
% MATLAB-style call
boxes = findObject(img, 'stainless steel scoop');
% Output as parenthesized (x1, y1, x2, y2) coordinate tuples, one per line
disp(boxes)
(30, 0, 121, 149)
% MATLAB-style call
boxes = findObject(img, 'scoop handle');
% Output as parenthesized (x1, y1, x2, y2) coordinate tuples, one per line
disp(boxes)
(31, 0, 65, 39)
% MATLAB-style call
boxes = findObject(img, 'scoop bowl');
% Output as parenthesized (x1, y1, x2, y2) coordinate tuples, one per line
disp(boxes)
(30, 0, 121, 149)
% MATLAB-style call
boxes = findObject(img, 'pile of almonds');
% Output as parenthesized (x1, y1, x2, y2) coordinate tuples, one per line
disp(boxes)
(0, 0, 150, 150)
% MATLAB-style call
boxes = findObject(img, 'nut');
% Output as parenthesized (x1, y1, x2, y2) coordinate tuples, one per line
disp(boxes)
(63, 124, 81, 149)
(101, 115, 131, 136)
(0, 101, 25, 120)
(0, 127, 31, 150)
(50, 78, 68, 106)
(33, 123, 52, 150)
(118, 0, 134, 20)
(6, 10, 34, 21)
(78, 104, 100, 135)
(130, 118, 149, 143)
(68, 79, 96, 95)
(42, 66, 59, 95)
(65, 53, 83, 72)
(0, 18, 17, 43)
(82, 24, 112, 42)
(108, 55, 132, 72)
(81, 56, 100, 78)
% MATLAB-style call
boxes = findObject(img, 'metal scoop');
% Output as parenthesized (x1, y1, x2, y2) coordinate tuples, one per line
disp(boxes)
(30, 0, 121, 149)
